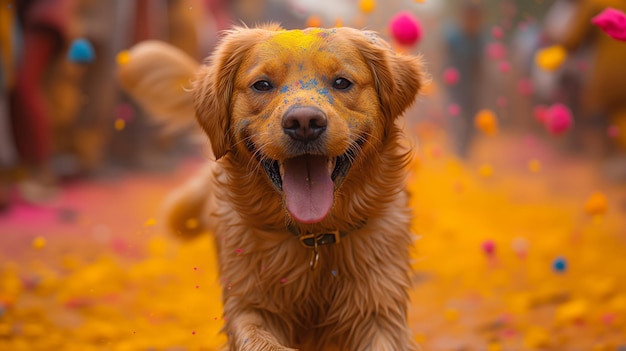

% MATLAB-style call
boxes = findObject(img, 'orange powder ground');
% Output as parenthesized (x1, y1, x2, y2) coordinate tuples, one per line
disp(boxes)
(0, 130, 625, 350)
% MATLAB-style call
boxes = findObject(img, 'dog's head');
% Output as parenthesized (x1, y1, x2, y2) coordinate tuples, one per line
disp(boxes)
(194, 25, 424, 224)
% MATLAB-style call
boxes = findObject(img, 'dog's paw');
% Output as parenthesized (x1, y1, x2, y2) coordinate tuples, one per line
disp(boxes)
(235, 326, 298, 351)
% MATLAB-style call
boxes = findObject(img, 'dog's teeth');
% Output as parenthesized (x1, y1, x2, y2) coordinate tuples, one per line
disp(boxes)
(327, 157, 336, 173)
(279, 162, 285, 179)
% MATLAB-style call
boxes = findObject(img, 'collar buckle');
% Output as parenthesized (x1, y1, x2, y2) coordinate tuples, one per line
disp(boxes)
(298, 230, 341, 249)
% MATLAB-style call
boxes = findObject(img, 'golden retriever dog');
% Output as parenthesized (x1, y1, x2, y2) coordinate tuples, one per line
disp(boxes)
(118, 24, 424, 351)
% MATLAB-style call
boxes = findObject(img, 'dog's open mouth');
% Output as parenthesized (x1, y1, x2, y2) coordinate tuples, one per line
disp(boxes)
(261, 153, 353, 224)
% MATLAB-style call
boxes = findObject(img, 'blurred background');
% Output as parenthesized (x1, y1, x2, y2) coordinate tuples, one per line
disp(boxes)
(1, 0, 626, 350)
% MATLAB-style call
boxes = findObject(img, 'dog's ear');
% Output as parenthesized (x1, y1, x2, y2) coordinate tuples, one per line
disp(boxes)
(193, 25, 281, 159)
(345, 29, 425, 121)
(117, 40, 200, 133)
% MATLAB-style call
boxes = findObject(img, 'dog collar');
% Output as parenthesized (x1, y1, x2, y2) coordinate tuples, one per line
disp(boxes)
(287, 221, 366, 270)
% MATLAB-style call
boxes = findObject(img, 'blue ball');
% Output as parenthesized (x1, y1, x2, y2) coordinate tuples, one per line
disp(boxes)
(67, 38, 95, 63)
(552, 257, 567, 273)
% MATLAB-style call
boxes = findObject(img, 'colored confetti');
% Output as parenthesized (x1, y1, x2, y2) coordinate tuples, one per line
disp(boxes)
(481, 240, 496, 256)
(552, 256, 568, 273)
(67, 38, 95, 63)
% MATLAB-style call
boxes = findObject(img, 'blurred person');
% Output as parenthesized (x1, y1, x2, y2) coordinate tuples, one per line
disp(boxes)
(558, 0, 626, 168)
(0, 0, 20, 209)
(10, 0, 76, 202)
(7, 0, 226, 206)
(443, 1, 486, 158)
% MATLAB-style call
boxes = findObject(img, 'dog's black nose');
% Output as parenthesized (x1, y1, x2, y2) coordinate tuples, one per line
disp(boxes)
(282, 106, 327, 142)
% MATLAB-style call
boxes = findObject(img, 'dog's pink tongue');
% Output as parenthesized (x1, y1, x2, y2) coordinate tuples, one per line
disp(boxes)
(282, 155, 333, 224)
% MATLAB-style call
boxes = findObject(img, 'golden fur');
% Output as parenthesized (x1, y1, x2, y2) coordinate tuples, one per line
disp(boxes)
(118, 24, 424, 351)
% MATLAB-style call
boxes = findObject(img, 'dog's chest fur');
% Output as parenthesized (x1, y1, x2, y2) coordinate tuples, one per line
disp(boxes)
(207, 148, 414, 346)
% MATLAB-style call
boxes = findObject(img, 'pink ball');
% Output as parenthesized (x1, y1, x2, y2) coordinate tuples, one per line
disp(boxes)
(443, 67, 460, 85)
(115, 103, 135, 122)
(607, 125, 620, 138)
(481, 240, 496, 257)
(447, 103, 461, 117)
(389, 12, 422, 46)
(492, 26, 504, 40)
(498, 61, 511, 74)
(517, 78, 533, 96)
(496, 96, 508, 108)
(545, 103, 573, 135)
(591, 7, 626, 41)
(486, 42, 507, 61)
(533, 105, 548, 123)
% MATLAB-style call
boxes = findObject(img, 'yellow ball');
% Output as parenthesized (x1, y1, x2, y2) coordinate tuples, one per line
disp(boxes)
(474, 109, 498, 135)
(116, 50, 131, 66)
(584, 192, 608, 216)
(306, 15, 323, 28)
(535, 45, 567, 71)
(32, 236, 46, 249)
(359, 0, 375, 14)
(528, 159, 541, 173)
(114, 118, 125, 131)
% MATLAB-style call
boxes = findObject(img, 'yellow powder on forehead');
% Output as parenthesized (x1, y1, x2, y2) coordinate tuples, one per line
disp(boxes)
(269, 28, 327, 49)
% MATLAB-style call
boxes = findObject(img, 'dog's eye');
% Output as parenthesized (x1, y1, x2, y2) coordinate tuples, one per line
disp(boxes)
(332, 77, 352, 90)
(252, 80, 273, 92)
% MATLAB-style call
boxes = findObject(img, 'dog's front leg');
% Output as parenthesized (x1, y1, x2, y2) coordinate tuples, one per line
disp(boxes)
(348, 313, 417, 351)
(226, 310, 297, 351)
